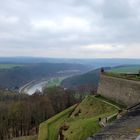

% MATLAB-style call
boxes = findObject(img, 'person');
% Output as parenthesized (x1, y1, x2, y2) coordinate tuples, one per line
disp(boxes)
(58, 126, 64, 140)
(101, 68, 104, 73)
(98, 117, 106, 127)
(139, 70, 140, 76)
(99, 117, 101, 121)
(117, 109, 122, 119)
(105, 117, 108, 123)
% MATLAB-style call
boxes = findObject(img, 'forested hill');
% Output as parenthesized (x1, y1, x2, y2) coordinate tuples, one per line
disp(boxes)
(0, 63, 87, 89)
(61, 65, 140, 92)
(61, 69, 100, 92)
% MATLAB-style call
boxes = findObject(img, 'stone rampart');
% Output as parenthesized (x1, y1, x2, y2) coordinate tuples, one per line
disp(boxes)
(98, 74, 140, 107)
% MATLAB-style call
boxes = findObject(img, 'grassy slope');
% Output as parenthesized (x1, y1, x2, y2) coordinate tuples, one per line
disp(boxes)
(38, 105, 77, 140)
(63, 96, 118, 140)
(109, 66, 140, 73)
(38, 96, 118, 140)
(95, 95, 126, 109)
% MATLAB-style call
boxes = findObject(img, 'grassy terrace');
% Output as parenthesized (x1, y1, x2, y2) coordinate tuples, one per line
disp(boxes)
(109, 66, 140, 73)
(38, 104, 77, 140)
(103, 72, 140, 81)
(95, 95, 126, 109)
(38, 96, 119, 140)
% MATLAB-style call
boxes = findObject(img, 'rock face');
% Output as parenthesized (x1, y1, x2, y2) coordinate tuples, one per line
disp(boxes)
(87, 104, 140, 140)
(98, 74, 140, 107)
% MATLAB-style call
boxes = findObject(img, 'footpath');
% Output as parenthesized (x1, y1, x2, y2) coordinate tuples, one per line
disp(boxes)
(87, 103, 140, 140)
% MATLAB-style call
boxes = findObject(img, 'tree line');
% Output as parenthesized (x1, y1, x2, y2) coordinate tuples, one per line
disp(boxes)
(0, 86, 82, 140)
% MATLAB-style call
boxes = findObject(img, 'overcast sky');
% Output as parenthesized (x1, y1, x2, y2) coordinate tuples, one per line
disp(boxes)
(0, 0, 140, 58)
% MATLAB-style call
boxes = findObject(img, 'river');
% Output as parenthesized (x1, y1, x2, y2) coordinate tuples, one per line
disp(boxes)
(19, 80, 48, 95)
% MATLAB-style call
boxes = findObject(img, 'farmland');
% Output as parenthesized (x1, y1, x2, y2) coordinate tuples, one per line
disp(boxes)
(109, 66, 140, 73)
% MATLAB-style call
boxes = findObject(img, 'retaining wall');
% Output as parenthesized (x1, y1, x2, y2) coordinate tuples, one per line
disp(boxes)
(98, 74, 140, 107)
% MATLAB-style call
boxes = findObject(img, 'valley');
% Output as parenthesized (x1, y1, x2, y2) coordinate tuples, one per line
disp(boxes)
(1, 0, 140, 139)
(0, 58, 140, 140)
(19, 77, 67, 95)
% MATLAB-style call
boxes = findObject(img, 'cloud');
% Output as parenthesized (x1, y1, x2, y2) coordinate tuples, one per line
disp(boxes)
(81, 44, 125, 52)
(0, 15, 19, 24)
(31, 17, 90, 32)
(0, 0, 140, 58)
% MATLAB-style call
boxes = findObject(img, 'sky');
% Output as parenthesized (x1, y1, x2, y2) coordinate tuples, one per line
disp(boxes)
(0, 0, 140, 58)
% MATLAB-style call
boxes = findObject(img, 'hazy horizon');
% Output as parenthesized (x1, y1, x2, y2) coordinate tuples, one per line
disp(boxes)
(0, 56, 140, 59)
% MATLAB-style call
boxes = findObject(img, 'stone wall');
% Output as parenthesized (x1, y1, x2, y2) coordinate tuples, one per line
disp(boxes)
(98, 74, 140, 107)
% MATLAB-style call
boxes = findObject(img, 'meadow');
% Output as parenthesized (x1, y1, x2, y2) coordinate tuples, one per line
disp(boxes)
(109, 66, 140, 73)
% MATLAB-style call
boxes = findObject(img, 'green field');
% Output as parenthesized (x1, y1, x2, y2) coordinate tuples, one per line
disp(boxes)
(0, 64, 23, 69)
(38, 96, 119, 140)
(109, 66, 140, 73)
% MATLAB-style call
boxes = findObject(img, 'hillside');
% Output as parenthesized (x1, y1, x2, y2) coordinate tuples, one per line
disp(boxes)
(1, 58, 140, 68)
(61, 69, 100, 92)
(38, 96, 119, 140)
(0, 63, 87, 89)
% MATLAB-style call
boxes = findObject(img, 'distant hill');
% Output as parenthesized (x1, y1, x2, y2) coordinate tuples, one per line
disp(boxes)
(1, 57, 140, 69)
(0, 63, 87, 89)
(61, 69, 100, 92)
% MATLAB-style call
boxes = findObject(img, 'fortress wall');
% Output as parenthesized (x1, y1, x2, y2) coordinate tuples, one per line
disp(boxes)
(98, 74, 140, 107)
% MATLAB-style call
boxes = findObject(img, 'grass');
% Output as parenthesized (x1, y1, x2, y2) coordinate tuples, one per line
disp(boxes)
(109, 66, 140, 73)
(63, 117, 100, 140)
(38, 104, 77, 140)
(12, 135, 37, 140)
(47, 77, 67, 87)
(38, 96, 119, 140)
(0, 64, 23, 69)
(104, 72, 140, 81)
(62, 96, 118, 140)
(95, 94, 126, 109)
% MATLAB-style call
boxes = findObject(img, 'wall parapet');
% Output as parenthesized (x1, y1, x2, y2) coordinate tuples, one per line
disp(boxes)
(98, 74, 140, 107)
